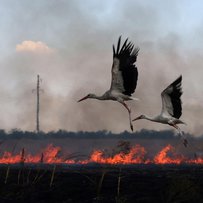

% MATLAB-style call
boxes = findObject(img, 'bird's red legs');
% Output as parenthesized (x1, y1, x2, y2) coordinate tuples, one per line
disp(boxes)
(173, 124, 188, 147)
(120, 102, 133, 131)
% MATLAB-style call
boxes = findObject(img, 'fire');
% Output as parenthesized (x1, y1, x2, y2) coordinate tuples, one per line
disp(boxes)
(0, 144, 64, 164)
(42, 144, 63, 163)
(0, 152, 22, 164)
(0, 143, 203, 165)
(89, 145, 149, 164)
(154, 145, 185, 164)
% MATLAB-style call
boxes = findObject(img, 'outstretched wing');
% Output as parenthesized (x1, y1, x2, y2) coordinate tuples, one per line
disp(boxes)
(110, 36, 139, 96)
(161, 75, 183, 119)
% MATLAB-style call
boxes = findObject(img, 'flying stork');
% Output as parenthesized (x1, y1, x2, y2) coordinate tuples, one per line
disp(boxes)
(132, 75, 188, 147)
(78, 36, 140, 131)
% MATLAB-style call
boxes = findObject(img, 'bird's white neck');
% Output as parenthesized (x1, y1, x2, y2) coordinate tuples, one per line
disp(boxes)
(142, 115, 159, 122)
(89, 94, 107, 100)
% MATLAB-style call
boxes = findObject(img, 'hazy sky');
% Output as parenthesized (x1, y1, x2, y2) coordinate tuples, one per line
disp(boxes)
(1, 0, 203, 136)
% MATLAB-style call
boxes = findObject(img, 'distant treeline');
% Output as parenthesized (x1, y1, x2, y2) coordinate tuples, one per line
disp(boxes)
(0, 129, 198, 140)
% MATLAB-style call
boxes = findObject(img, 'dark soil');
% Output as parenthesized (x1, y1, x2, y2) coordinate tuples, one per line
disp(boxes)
(0, 164, 202, 203)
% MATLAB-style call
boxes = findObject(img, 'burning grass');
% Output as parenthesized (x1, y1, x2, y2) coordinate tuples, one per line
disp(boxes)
(0, 140, 202, 202)
(0, 139, 202, 202)
(0, 143, 202, 165)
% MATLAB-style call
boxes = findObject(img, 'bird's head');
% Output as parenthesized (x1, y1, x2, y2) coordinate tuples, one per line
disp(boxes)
(77, 93, 96, 102)
(132, 115, 146, 121)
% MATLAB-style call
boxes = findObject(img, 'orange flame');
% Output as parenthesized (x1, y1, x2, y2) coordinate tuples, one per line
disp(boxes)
(0, 143, 203, 165)
(154, 144, 185, 164)
(89, 145, 149, 164)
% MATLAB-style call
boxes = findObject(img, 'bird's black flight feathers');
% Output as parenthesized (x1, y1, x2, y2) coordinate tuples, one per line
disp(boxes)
(113, 36, 139, 96)
(163, 75, 183, 119)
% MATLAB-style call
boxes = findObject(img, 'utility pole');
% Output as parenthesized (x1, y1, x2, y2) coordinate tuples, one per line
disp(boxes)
(36, 75, 40, 133)
(33, 74, 43, 133)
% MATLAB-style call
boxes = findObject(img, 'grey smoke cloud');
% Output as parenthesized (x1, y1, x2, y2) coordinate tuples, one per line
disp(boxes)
(1, 0, 203, 136)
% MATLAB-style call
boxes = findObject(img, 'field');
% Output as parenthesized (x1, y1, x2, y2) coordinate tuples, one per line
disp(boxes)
(0, 132, 203, 202)
(0, 164, 203, 203)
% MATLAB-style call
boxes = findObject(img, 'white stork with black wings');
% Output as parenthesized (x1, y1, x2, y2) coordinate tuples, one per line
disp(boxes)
(133, 75, 188, 147)
(78, 36, 140, 131)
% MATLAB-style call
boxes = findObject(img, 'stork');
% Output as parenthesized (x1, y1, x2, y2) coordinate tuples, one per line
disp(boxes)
(78, 36, 140, 131)
(132, 75, 188, 147)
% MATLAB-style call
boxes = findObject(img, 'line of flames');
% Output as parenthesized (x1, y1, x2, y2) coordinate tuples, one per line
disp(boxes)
(0, 144, 203, 165)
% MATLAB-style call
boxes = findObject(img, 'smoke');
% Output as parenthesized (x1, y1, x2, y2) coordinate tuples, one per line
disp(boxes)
(1, 0, 203, 135)
(0, 130, 198, 157)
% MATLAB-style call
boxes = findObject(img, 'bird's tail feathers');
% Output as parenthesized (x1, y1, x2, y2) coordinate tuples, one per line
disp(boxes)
(179, 120, 187, 125)
(131, 97, 139, 101)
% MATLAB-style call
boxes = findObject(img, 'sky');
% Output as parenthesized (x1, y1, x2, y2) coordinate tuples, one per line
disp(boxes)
(1, 0, 203, 136)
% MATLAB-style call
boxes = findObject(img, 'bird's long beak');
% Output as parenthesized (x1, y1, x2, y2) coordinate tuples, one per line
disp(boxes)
(77, 95, 88, 102)
(132, 116, 142, 122)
